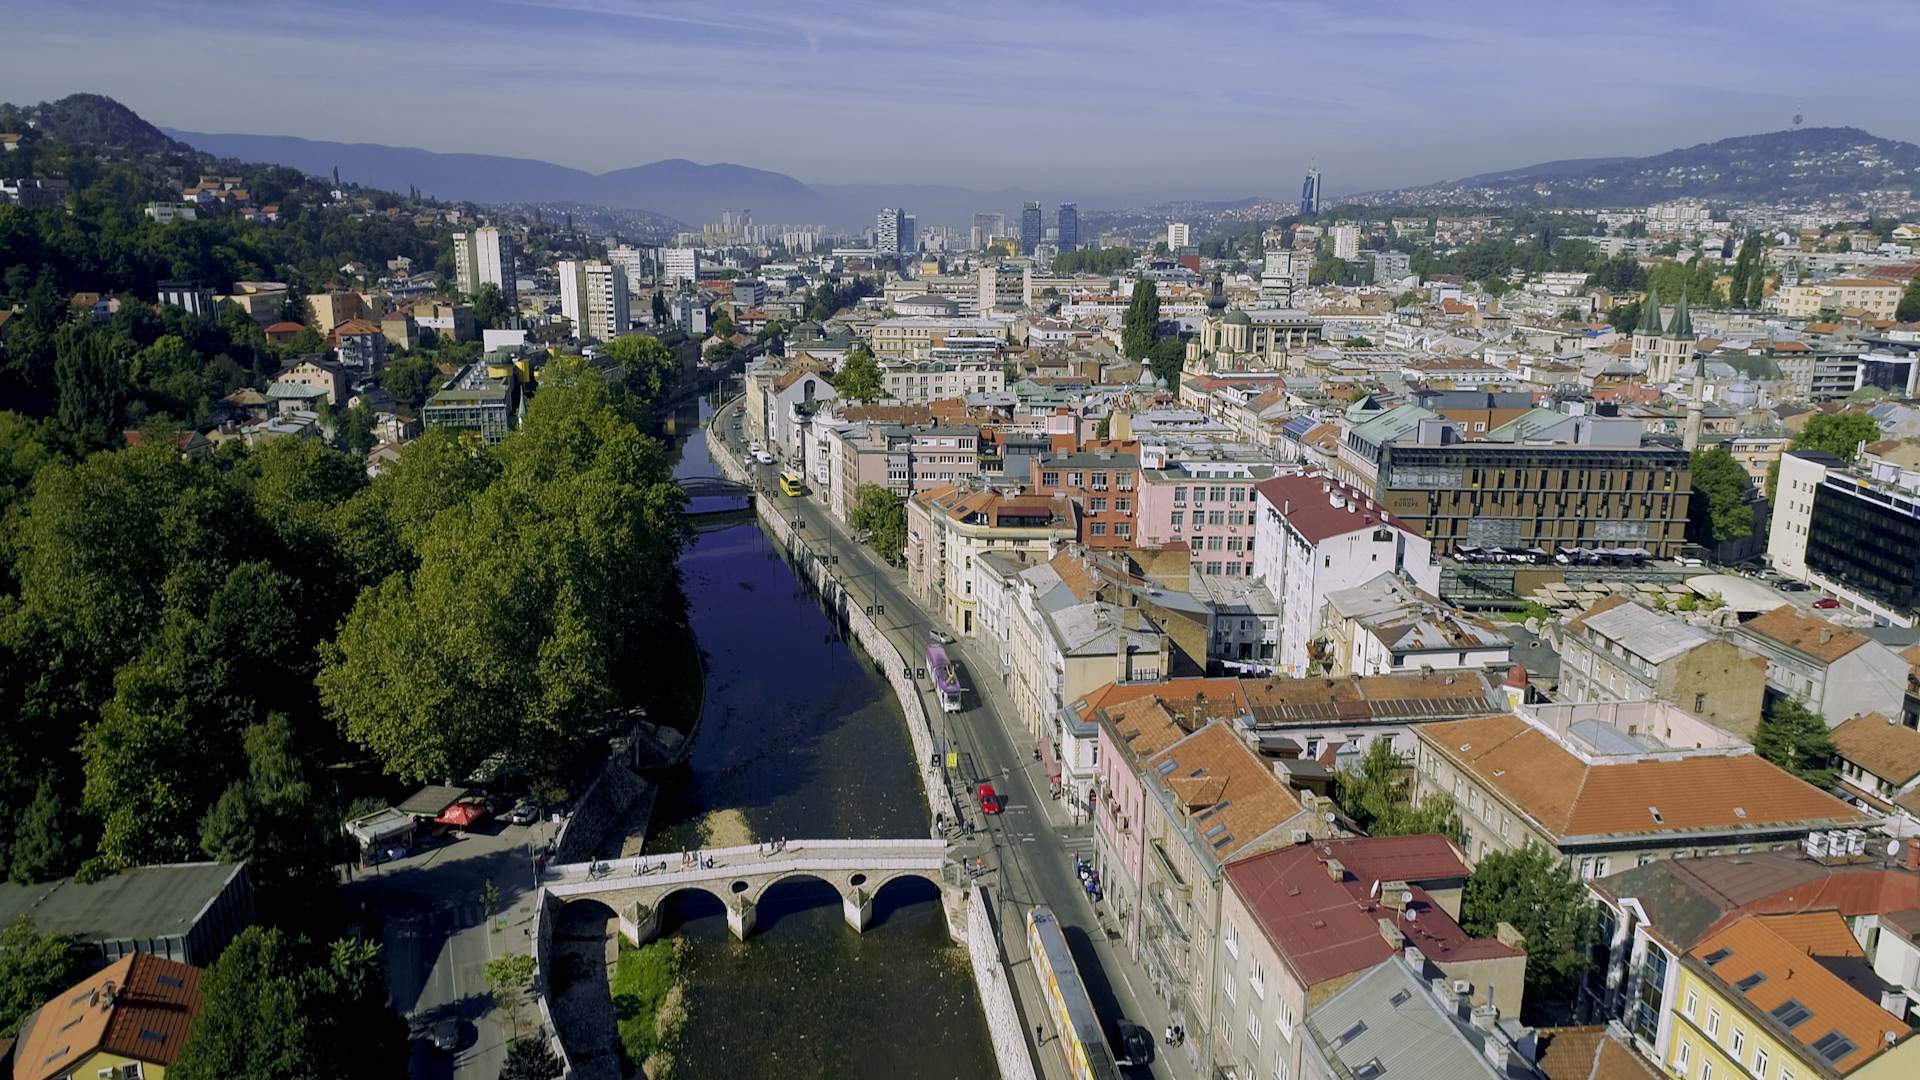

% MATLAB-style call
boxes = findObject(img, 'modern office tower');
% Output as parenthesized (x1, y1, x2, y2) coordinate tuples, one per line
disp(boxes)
(662, 247, 701, 287)
(1056, 203, 1079, 252)
(1021, 202, 1043, 254)
(1166, 221, 1190, 249)
(558, 259, 630, 343)
(971, 212, 1005, 250)
(452, 226, 517, 305)
(1300, 168, 1322, 215)
(903, 214, 918, 254)
(876, 207, 907, 254)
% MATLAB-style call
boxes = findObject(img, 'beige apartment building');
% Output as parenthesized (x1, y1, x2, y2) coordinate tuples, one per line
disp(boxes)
(904, 485, 1075, 636)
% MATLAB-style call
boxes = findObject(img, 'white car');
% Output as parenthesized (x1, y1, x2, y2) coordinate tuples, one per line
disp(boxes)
(748, 441, 763, 453)
(755, 450, 774, 465)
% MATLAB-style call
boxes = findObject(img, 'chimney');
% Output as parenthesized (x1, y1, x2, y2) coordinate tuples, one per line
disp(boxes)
(1471, 1002, 1499, 1034)
(1906, 838, 1920, 873)
(1378, 918, 1405, 949)
(1325, 858, 1346, 882)
(1379, 880, 1411, 912)
(1403, 943, 1426, 976)
(1880, 990, 1909, 1021)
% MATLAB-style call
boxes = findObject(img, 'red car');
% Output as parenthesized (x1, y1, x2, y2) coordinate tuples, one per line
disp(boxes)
(1813, 597, 1841, 609)
(976, 783, 1003, 815)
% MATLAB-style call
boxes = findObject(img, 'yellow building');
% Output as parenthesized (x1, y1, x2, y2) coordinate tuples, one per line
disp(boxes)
(1665, 911, 1920, 1080)
(12, 952, 204, 1080)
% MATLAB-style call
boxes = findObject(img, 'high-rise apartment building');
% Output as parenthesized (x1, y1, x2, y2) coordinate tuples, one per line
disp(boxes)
(558, 259, 630, 343)
(1166, 221, 1190, 249)
(452, 226, 517, 307)
(1300, 168, 1321, 215)
(1330, 223, 1360, 261)
(1056, 203, 1079, 252)
(605, 245, 650, 291)
(903, 214, 918, 254)
(662, 247, 701, 287)
(876, 207, 907, 255)
(1021, 202, 1043, 254)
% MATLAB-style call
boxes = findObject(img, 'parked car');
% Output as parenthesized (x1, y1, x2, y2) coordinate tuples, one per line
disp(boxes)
(755, 450, 774, 465)
(1814, 597, 1841, 609)
(929, 628, 955, 645)
(976, 783, 1003, 815)
(1113, 1021, 1155, 1066)
(429, 1019, 460, 1052)
(506, 799, 541, 826)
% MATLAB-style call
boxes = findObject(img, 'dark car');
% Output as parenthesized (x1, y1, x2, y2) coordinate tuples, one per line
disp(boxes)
(1113, 1021, 1154, 1066)
(429, 1018, 460, 1052)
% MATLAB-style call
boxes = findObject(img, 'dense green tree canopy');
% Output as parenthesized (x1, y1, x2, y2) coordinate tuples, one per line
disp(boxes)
(0, 917, 90, 1038)
(833, 347, 885, 403)
(1790, 411, 1880, 464)
(1334, 739, 1462, 840)
(1121, 276, 1160, 360)
(1460, 843, 1597, 1024)
(1754, 697, 1836, 788)
(851, 484, 907, 564)
(1687, 446, 1755, 545)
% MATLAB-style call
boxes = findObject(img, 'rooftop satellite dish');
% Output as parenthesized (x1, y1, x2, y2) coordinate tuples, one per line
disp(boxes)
(1888, 839, 1902, 858)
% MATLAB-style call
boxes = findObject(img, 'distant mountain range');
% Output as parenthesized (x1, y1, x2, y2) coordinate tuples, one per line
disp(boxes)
(1365, 127, 1920, 207)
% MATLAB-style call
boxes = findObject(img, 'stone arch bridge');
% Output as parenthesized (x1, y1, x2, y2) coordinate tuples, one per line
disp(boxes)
(542, 838, 956, 942)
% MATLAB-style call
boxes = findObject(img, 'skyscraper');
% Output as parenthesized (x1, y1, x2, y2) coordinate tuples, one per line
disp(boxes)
(662, 248, 701, 287)
(876, 207, 907, 254)
(1330, 223, 1359, 261)
(1021, 202, 1043, 255)
(558, 259, 630, 343)
(970, 212, 1005, 250)
(1166, 222, 1190, 249)
(903, 214, 918, 254)
(1300, 168, 1322, 216)
(1056, 203, 1079, 252)
(452, 226, 517, 306)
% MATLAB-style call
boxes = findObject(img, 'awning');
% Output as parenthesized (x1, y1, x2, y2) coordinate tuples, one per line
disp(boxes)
(1038, 737, 1062, 783)
(434, 801, 489, 827)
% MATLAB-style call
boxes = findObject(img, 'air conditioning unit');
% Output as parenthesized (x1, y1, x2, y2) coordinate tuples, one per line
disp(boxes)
(1453, 979, 1472, 996)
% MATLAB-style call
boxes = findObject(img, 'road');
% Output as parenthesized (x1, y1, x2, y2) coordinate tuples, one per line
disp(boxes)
(722, 414, 1199, 1080)
(344, 816, 553, 1080)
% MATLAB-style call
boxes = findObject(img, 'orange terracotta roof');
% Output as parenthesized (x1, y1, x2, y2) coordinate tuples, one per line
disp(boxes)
(1830, 714, 1920, 785)
(1534, 1026, 1662, 1080)
(1418, 714, 1867, 841)
(1689, 912, 1906, 1074)
(1145, 722, 1303, 861)
(13, 953, 202, 1080)
(331, 318, 382, 336)
(1742, 605, 1871, 664)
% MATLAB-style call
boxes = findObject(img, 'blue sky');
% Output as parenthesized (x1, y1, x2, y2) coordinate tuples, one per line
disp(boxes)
(4, 0, 1916, 199)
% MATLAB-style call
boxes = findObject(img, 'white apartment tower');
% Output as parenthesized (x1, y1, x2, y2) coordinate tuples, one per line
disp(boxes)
(605, 245, 650, 291)
(662, 247, 701, 287)
(1330, 223, 1360, 261)
(558, 259, 631, 343)
(876, 207, 907, 255)
(1166, 222, 1191, 249)
(453, 226, 517, 306)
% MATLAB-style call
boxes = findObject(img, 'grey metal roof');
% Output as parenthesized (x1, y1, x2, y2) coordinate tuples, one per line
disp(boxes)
(0, 863, 246, 945)
(1306, 957, 1531, 1080)
(1579, 602, 1713, 664)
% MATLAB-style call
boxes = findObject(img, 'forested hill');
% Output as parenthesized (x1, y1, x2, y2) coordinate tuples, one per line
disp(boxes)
(0, 100, 692, 1077)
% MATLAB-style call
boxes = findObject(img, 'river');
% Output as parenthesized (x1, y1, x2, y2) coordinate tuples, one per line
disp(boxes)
(642, 393, 996, 1079)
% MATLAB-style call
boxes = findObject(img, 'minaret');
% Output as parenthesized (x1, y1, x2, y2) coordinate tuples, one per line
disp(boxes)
(1683, 353, 1705, 451)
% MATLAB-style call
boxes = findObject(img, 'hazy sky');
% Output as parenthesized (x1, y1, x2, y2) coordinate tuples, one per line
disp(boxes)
(5, 0, 1917, 199)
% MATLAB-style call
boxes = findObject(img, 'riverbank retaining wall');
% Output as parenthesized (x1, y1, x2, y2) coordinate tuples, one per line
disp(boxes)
(704, 420, 958, 830)
(530, 890, 580, 1079)
(965, 885, 1041, 1080)
(553, 758, 654, 865)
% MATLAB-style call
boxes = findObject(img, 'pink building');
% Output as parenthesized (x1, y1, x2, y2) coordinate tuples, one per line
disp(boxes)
(1134, 454, 1285, 577)
(1082, 678, 1250, 952)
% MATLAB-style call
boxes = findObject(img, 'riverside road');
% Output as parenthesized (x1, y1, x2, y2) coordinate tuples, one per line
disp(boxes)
(718, 416, 1201, 1080)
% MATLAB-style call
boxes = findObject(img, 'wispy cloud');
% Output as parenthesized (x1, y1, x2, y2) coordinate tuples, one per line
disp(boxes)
(2, 0, 1915, 197)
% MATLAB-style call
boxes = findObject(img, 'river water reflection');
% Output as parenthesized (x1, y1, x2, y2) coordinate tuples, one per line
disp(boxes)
(648, 395, 995, 1079)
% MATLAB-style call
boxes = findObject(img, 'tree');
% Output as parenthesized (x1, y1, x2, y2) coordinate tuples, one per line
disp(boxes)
(1899, 274, 1920, 323)
(833, 347, 885, 403)
(1687, 446, 1754, 545)
(1754, 697, 1836, 788)
(1334, 739, 1463, 839)
(337, 402, 378, 457)
(1483, 275, 1510, 297)
(53, 325, 130, 451)
(1460, 843, 1597, 1023)
(0, 916, 90, 1038)
(603, 333, 677, 402)
(501, 1036, 564, 1080)
(1147, 337, 1185, 387)
(379, 355, 442, 410)
(486, 952, 538, 1037)
(709, 310, 733, 339)
(1121, 276, 1160, 359)
(198, 714, 341, 926)
(1790, 412, 1879, 465)
(471, 283, 510, 330)
(851, 483, 907, 564)
(650, 291, 670, 326)
(171, 926, 408, 1080)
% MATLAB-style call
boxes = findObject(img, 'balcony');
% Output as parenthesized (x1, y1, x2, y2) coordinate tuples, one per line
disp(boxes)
(1148, 839, 1190, 893)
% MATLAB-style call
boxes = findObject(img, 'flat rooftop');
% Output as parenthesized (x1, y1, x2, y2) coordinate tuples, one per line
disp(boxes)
(0, 862, 245, 944)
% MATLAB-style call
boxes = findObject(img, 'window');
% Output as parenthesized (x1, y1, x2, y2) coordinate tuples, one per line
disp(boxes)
(1041, 471, 1060, 487)
(1171, 512, 1184, 528)
(1224, 921, 1240, 958)
(1676, 1040, 1691, 1070)
(1706, 1009, 1720, 1039)
(1250, 961, 1266, 1000)
(1683, 989, 1698, 1018)
(1222, 962, 1237, 1002)
(1116, 523, 1131, 538)
(1693, 692, 1706, 713)
(1090, 497, 1108, 512)
(1090, 523, 1107, 536)
(1730, 1029, 1744, 1056)
(1068, 472, 1083, 486)
(1174, 486, 1188, 503)
(1277, 1000, 1296, 1041)
(1702, 1061, 1713, 1080)
(1753, 1047, 1768, 1076)
(1116, 499, 1130, 512)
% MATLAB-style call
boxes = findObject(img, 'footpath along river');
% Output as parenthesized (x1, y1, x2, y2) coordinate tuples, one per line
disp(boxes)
(640, 393, 996, 1079)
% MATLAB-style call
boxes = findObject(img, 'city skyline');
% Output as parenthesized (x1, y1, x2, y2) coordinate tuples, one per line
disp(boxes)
(5, 0, 1918, 199)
